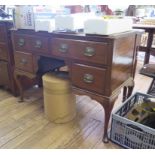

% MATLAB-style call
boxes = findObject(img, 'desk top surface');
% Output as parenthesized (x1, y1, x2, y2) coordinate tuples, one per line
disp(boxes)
(11, 28, 143, 42)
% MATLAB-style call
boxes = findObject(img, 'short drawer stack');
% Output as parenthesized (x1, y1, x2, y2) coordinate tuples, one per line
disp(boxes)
(13, 33, 50, 74)
(51, 38, 109, 95)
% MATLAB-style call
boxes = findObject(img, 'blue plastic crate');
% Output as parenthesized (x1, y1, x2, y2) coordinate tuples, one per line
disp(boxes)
(110, 92, 155, 149)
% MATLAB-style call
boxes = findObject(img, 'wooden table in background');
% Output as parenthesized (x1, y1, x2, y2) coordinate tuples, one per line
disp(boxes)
(133, 24, 155, 65)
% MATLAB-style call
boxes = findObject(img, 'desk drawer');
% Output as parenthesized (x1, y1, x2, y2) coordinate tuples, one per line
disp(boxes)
(14, 34, 29, 51)
(71, 40, 109, 65)
(52, 38, 72, 57)
(0, 24, 6, 42)
(71, 64, 107, 94)
(29, 36, 49, 53)
(0, 43, 8, 60)
(14, 51, 34, 73)
(0, 61, 9, 86)
(52, 38, 109, 65)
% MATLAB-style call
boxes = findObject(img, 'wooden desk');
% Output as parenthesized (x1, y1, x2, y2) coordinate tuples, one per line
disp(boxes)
(133, 24, 155, 65)
(11, 29, 141, 143)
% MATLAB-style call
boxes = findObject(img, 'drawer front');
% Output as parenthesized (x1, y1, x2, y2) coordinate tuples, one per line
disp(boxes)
(71, 64, 107, 94)
(0, 61, 9, 86)
(29, 36, 49, 53)
(52, 38, 109, 65)
(71, 40, 109, 65)
(14, 34, 29, 51)
(0, 43, 8, 60)
(0, 24, 6, 42)
(14, 52, 34, 73)
(52, 38, 72, 57)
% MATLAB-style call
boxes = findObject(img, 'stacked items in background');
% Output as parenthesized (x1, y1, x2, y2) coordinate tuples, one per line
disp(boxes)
(13, 5, 133, 35)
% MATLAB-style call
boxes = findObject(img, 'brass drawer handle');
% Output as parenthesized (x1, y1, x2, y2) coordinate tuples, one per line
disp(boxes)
(83, 73, 94, 83)
(84, 47, 95, 57)
(59, 43, 68, 53)
(18, 38, 25, 47)
(35, 40, 42, 48)
(20, 58, 28, 65)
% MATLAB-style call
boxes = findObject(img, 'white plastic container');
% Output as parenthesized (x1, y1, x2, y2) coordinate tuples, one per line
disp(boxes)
(84, 17, 133, 35)
(35, 19, 55, 32)
(55, 13, 95, 31)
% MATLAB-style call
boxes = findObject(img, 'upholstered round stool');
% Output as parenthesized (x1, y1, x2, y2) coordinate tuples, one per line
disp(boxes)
(42, 72, 76, 123)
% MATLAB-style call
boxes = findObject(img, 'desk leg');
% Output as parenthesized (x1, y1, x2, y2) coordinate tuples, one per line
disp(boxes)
(101, 96, 118, 143)
(13, 72, 24, 102)
(123, 78, 135, 102)
(144, 29, 154, 65)
(123, 85, 134, 102)
(127, 86, 134, 98)
(123, 86, 127, 102)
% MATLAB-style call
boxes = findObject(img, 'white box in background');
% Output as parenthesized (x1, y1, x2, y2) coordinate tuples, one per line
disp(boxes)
(35, 19, 55, 32)
(84, 18, 133, 35)
(55, 13, 95, 31)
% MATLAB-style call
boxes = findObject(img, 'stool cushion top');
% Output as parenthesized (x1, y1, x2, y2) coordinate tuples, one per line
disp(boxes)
(43, 73, 71, 91)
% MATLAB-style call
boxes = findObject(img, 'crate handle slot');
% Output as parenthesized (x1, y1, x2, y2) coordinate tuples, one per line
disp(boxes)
(127, 124, 143, 132)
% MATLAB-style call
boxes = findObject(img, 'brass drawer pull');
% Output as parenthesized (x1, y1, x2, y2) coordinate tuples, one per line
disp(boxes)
(18, 38, 25, 47)
(83, 73, 94, 83)
(20, 58, 28, 65)
(35, 40, 42, 48)
(59, 43, 68, 53)
(84, 47, 95, 57)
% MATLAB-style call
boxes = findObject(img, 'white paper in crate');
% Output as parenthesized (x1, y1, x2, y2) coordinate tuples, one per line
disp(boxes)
(84, 17, 133, 35)
(55, 13, 95, 31)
